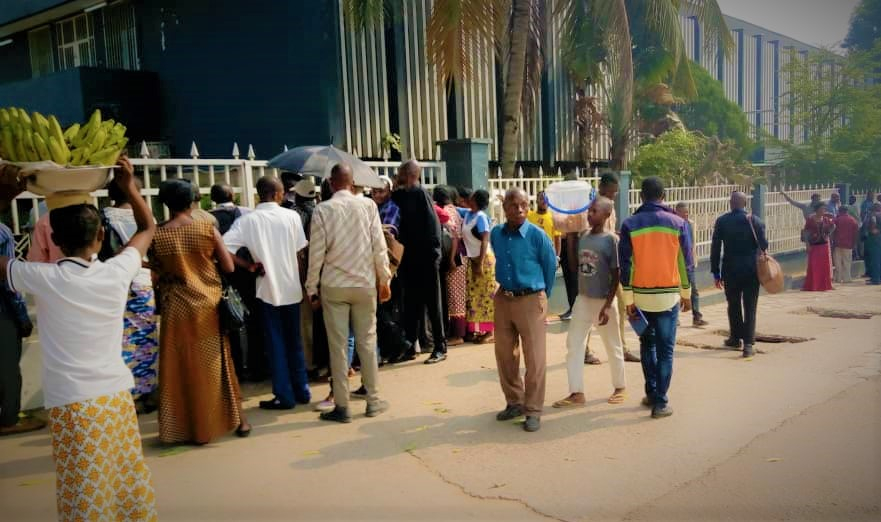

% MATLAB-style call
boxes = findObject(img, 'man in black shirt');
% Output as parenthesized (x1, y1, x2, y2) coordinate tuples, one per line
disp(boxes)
(391, 160, 447, 364)
(710, 192, 768, 358)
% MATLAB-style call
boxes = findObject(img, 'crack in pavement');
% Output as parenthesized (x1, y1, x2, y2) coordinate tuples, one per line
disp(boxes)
(620, 372, 881, 521)
(403, 449, 569, 522)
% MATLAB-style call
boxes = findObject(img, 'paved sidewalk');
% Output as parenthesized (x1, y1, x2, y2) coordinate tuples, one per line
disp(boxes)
(1, 283, 880, 521)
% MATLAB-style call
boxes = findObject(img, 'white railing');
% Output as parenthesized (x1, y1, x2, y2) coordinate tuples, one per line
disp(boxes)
(628, 184, 752, 261)
(765, 185, 837, 256)
(8, 154, 448, 237)
(488, 173, 601, 224)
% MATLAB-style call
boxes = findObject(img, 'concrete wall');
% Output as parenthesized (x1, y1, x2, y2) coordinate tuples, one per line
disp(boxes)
(0, 67, 160, 138)
(135, 0, 342, 157)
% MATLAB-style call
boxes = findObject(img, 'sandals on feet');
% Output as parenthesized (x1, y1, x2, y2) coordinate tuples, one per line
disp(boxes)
(584, 353, 602, 365)
(607, 391, 627, 405)
(553, 395, 586, 408)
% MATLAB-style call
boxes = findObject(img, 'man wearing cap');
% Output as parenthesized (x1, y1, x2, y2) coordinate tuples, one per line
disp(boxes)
(290, 178, 322, 373)
(372, 175, 400, 237)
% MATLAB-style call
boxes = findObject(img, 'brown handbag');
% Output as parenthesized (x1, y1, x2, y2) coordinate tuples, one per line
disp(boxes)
(383, 226, 405, 276)
(748, 216, 784, 294)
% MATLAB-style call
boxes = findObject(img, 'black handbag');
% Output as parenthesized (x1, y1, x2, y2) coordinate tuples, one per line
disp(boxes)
(219, 278, 248, 333)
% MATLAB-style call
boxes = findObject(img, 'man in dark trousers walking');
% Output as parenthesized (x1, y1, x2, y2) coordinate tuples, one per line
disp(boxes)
(710, 191, 769, 359)
(392, 160, 447, 364)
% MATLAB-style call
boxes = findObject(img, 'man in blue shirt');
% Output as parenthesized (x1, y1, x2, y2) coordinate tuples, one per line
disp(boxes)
(490, 188, 557, 433)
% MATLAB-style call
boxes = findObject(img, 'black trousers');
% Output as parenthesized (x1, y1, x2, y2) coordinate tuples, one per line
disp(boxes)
(400, 266, 446, 354)
(560, 236, 578, 310)
(724, 276, 760, 345)
(0, 310, 22, 427)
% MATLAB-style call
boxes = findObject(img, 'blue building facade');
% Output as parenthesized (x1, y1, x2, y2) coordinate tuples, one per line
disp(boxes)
(0, 1, 826, 163)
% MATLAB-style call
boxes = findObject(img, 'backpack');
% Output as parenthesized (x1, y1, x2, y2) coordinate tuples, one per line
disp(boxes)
(212, 207, 242, 235)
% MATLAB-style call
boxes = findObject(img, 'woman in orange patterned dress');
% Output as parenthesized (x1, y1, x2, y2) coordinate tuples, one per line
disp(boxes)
(151, 179, 250, 444)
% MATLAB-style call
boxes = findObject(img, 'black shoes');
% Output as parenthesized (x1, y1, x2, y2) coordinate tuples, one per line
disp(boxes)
(523, 416, 541, 432)
(259, 398, 295, 410)
(319, 406, 352, 423)
(391, 350, 417, 364)
(651, 405, 674, 418)
(496, 405, 524, 421)
(559, 310, 573, 321)
(743, 344, 755, 358)
(724, 338, 742, 348)
(424, 351, 447, 364)
(366, 400, 390, 418)
(350, 385, 368, 400)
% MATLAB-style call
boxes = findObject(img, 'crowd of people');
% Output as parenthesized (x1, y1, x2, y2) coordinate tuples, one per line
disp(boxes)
(782, 188, 881, 289)
(1, 153, 880, 520)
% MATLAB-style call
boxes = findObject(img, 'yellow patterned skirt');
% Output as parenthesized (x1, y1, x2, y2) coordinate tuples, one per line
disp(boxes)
(48, 390, 158, 522)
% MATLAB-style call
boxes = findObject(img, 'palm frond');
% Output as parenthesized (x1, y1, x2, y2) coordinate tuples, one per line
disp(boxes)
(342, 0, 387, 31)
(682, 0, 735, 59)
(557, 0, 607, 86)
(642, 0, 696, 98)
(425, 0, 498, 87)
(520, 0, 546, 127)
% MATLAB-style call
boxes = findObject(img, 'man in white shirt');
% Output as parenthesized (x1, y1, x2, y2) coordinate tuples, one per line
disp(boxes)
(0, 158, 158, 521)
(223, 176, 311, 410)
(306, 163, 392, 423)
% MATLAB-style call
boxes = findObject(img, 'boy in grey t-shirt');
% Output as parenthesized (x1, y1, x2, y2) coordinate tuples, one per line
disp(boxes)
(553, 196, 627, 408)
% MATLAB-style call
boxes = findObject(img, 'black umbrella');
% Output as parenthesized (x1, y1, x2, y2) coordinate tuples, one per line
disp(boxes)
(267, 145, 384, 188)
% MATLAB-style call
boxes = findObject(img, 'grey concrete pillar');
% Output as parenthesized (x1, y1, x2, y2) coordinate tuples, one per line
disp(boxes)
(752, 183, 768, 221)
(836, 183, 851, 208)
(436, 139, 493, 190)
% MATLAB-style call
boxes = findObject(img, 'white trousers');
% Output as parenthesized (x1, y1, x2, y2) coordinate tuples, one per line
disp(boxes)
(832, 247, 853, 283)
(566, 295, 626, 392)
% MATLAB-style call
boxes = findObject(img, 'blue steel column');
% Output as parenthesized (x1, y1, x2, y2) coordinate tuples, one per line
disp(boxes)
(755, 34, 763, 137)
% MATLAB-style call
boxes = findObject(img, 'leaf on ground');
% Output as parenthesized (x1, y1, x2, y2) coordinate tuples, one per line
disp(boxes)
(158, 446, 191, 458)
(434, 407, 450, 414)
(451, 448, 462, 454)
(604, 456, 618, 460)
(403, 423, 444, 434)
(455, 429, 477, 435)
(302, 450, 321, 457)
(490, 482, 507, 489)
(564, 457, 576, 462)
(403, 442, 418, 453)
(423, 401, 444, 406)
(766, 457, 783, 463)
(512, 418, 525, 425)
(18, 479, 50, 487)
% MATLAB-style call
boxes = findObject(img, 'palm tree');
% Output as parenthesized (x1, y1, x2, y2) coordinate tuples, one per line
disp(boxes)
(344, 0, 732, 174)
(559, 0, 733, 169)
(343, 0, 544, 178)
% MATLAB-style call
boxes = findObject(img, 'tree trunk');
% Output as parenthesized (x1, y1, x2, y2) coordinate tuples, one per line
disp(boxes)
(499, 0, 531, 179)
(608, 0, 633, 172)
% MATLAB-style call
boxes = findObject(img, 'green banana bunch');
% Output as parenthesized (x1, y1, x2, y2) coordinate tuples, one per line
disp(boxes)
(0, 107, 128, 166)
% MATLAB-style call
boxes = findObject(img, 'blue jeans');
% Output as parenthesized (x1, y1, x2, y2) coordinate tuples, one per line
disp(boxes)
(639, 304, 680, 407)
(260, 301, 310, 405)
(688, 273, 701, 320)
(866, 235, 881, 283)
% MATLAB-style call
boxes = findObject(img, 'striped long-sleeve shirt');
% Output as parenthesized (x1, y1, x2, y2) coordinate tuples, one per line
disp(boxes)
(0, 224, 29, 326)
(305, 190, 391, 296)
(619, 202, 694, 312)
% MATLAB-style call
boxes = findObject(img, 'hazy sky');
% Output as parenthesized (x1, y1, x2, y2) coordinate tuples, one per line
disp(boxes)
(717, 0, 859, 51)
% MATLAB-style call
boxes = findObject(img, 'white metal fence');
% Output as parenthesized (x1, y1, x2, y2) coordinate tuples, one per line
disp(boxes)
(487, 169, 601, 224)
(629, 184, 752, 261)
(7, 151, 447, 258)
(765, 185, 837, 255)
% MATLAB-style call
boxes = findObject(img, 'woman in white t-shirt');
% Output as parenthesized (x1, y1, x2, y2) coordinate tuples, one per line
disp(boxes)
(0, 159, 159, 522)
(457, 189, 496, 344)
